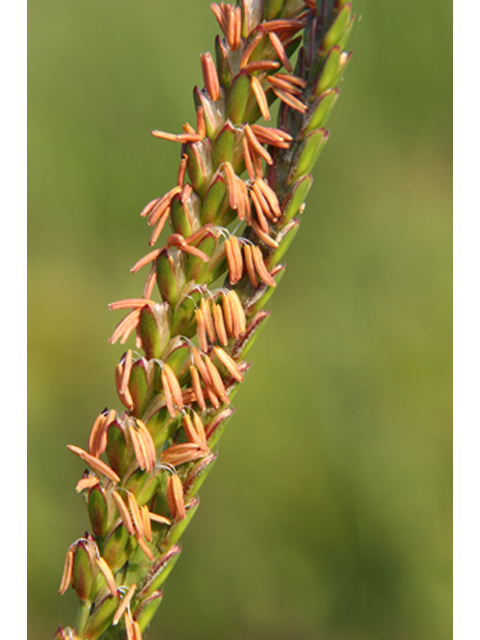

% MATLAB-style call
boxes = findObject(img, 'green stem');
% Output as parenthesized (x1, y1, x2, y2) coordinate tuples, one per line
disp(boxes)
(74, 600, 92, 640)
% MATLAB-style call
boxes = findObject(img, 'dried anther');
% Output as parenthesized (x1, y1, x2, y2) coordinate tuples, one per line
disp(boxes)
(96, 555, 118, 597)
(190, 364, 207, 411)
(128, 492, 145, 538)
(222, 290, 246, 337)
(128, 419, 156, 474)
(243, 243, 258, 287)
(149, 512, 171, 526)
(115, 358, 134, 411)
(112, 583, 137, 626)
(159, 443, 208, 467)
(213, 346, 244, 382)
(112, 490, 135, 536)
(225, 235, 244, 285)
(240, 30, 263, 67)
(183, 412, 207, 447)
(251, 219, 279, 248)
(267, 31, 293, 72)
(130, 249, 162, 274)
(244, 124, 273, 166)
(267, 73, 303, 96)
(250, 75, 271, 121)
(212, 301, 228, 345)
(151, 129, 203, 144)
(204, 354, 230, 404)
(88, 408, 115, 458)
(75, 474, 99, 493)
(141, 505, 153, 541)
(200, 52, 220, 102)
(109, 298, 155, 311)
(211, 2, 242, 50)
(250, 123, 293, 147)
(201, 297, 216, 343)
(58, 547, 74, 595)
(161, 363, 184, 416)
(261, 18, 307, 34)
(166, 232, 211, 262)
(242, 60, 280, 73)
(251, 245, 277, 287)
(278, 89, 308, 113)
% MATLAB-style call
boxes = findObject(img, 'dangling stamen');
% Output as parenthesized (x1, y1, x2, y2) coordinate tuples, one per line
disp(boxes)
(201, 297, 216, 343)
(223, 161, 239, 210)
(242, 60, 280, 73)
(58, 547, 74, 595)
(142, 263, 157, 299)
(210, 2, 228, 37)
(271, 87, 308, 113)
(240, 30, 263, 68)
(195, 307, 208, 352)
(113, 584, 137, 626)
(200, 52, 220, 102)
(245, 124, 273, 165)
(213, 346, 244, 382)
(204, 355, 230, 404)
(190, 364, 206, 412)
(196, 107, 206, 139)
(250, 75, 271, 121)
(67, 445, 120, 483)
(151, 129, 203, 143)
(177, 154, 189, 187)
(212, 303, 228, 346)
(267, 74, 303, 96)
(96, 555, 118, 597)
(167, 474, 186, 521)
(243, 243, 258, 288)
(252, 245, 276, 287)
(242, 136, 256, 180)
(251, 219, 279, 248)
(112, 490, 135, 536)
(250, 188, 271, 233)
(267, 31, 293, 72)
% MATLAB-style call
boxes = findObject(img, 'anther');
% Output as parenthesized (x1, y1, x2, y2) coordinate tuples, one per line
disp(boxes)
(113, 583, 137, 626)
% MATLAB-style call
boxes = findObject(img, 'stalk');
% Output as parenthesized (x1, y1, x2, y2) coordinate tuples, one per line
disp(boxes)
(54, 1, 355, 638)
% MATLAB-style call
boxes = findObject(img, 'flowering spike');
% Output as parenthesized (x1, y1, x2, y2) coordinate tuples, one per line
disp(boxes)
(57, 1, 355, 636)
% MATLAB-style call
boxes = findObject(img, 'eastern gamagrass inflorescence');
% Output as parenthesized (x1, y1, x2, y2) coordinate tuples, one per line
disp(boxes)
(55, 1, 354, 638)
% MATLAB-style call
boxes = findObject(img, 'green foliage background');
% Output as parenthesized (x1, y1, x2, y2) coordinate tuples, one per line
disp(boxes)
(28, 1, 452, 638)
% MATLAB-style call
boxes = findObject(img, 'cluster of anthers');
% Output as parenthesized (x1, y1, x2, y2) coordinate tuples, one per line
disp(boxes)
(56, 1, 354, 638)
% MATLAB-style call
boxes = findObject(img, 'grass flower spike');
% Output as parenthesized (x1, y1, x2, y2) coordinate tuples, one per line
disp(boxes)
(55, 1, 355, 638)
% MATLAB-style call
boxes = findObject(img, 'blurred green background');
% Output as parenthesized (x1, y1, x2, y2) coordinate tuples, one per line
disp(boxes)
(28, 1, 452, 638)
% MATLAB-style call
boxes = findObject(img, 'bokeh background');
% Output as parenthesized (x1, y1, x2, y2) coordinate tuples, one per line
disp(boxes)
(28, 1, 452, 638)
